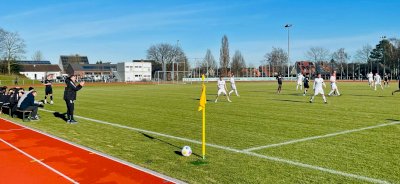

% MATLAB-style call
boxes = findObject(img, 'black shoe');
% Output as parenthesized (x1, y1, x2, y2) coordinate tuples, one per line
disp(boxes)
(70, 119, 78, 124)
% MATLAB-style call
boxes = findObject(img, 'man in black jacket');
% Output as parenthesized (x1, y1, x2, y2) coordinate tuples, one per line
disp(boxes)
(64, 75, 84, 123)
(19, 90, 39, 120)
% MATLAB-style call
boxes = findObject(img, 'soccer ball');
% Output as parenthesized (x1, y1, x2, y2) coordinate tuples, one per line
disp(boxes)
(181, 146, 192, 157)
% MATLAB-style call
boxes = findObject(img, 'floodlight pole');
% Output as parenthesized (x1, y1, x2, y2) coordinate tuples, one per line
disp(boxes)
(285, 24, 292, 78)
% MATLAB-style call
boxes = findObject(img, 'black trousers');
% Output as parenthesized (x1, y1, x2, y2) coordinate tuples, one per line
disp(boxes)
(65, 100, 74, 119)
(22, 106, 38, 117)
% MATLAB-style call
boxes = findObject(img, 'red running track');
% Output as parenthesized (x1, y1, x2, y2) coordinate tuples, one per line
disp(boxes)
(0, 118, 181, 184)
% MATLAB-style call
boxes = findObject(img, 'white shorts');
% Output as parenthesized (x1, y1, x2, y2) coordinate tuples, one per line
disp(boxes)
(231, 84, 237, 90)
(218, 89, 227, 95)
(331, 83, 337, 90)
(375, 82, 381, 85)
(368, 79, 373, 83)
(297, 81, 302, 85)
(314, 88, 325, 95)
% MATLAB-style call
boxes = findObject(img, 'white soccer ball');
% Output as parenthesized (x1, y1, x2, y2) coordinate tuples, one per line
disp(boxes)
(181, 146, 192, 157)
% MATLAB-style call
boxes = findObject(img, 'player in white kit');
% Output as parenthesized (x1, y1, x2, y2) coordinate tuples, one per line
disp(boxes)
(296, 73, 304, 90)
(374, 73, 383, 90)
(367, 72, 374, 87)
(215, 76, 232, 103)
(310, 73, 327, 104)
(328, 71, 340, 96)
(228, 73, 240, 97)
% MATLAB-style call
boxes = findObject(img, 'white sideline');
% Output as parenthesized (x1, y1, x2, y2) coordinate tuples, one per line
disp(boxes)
(243, 121, 400, 152)
(0, 138, 79, 184)
(38, 109, 391, 184)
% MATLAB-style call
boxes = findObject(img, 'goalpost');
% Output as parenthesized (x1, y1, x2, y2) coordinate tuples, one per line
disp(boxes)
(155, 71, 192, 84)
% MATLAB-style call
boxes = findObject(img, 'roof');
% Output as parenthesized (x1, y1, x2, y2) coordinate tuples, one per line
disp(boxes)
(20, 64, 62, 72)
(132, 59, 155, 63)
(17, 60, 51, 65)
(68, 63, 115, 72)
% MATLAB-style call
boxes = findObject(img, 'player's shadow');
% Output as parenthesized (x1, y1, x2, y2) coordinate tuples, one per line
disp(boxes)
(140, 133, 201, 158)
(270, 99, 305, 103)
(347, 94, 387, 98)
(53, 112, 68, 121)
(281, 93, 306, 96)
(386, 118, 400, 121)
(194, 98, 214, 102)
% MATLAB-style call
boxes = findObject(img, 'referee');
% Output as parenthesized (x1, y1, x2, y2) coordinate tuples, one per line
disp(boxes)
(64, 75, 84, 123)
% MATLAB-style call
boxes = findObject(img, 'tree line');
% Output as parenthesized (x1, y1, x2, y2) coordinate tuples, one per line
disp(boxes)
(147, 35, 400, 80)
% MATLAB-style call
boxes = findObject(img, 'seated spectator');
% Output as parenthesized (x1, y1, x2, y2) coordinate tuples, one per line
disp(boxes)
(10, 88, 23, 116)
(18, 90, 40, 120)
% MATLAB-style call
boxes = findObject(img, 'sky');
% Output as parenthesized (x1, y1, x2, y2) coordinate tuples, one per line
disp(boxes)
(0, 0, 399, 67)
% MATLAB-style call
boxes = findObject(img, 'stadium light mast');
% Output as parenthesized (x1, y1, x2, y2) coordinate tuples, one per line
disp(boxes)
(285, 24, 292, 77)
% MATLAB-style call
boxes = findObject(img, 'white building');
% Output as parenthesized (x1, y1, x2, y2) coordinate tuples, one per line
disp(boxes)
(19, 64, 62, 80)
(116, 61, 152, 82)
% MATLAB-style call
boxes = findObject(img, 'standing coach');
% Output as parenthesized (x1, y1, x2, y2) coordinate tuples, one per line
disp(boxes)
(64, 75, 84, 123)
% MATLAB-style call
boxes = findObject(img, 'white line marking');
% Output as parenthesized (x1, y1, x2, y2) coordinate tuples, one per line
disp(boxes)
(37, 109, 391, 184)
(243, 121, 400, 152)
(0, 138, 79, 184)
(1, 117, 185, 184)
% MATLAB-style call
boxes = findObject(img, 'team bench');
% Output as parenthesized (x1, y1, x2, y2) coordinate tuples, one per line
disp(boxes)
(15, 109, 33, 122)
(1, 103, 32, 122)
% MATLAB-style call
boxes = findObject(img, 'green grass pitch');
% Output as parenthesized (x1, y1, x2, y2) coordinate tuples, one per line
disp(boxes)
(2, 81, 399, 183)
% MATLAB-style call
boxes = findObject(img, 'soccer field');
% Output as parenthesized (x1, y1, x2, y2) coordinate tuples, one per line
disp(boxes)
(3, 81, 400, 183)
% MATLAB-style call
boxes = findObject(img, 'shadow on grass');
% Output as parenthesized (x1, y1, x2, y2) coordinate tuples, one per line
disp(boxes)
(386, 119, 400, 122)
(347, 94, 388, 98)
(270, 99, 306, 103)
(140, 133, 202, 158)
(53, 112, 68, 122)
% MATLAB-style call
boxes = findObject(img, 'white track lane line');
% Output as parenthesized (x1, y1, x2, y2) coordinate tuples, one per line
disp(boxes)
(243, 121, 400, 152)
(0, 138, 78, 184)
(1, 117, 185, 184)
(38, 109, 391, 184)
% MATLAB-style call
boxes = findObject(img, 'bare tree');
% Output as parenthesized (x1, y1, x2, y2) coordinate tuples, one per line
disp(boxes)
(231, 50, 246, 77)
(305, 47, 330, 63)
(146, 43, 185, 80)
(219, 35, 230, 77)
(332, 48, 350, 79)
(32, 50, 44, 61)
(354, 44, 373, 75)
(202, 49, 217, 77)
(264, 47, 288, 76)
(0, 31, 26, 75)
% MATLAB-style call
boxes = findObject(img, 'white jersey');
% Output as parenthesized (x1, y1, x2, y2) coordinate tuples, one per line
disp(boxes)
(230, 77, 235, 84)
(217, 80, 226, 89)
(374, 75, 381, 84)
(297, 74, 304, 83)
(313, 78, 325, 90)
(367, 73, 373, 81)
(330, 75, 336, 83)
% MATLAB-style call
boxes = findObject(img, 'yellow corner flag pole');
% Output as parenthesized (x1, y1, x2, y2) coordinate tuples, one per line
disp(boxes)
(198, 74, 206, 159)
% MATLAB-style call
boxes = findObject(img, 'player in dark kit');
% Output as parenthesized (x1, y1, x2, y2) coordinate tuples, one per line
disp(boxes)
(276, 74, 283, 94)
(383, 73, 389, 87)
(64, 75, 85, 124)
(303, 74, 310, 96)
(44, 74, 54, 104)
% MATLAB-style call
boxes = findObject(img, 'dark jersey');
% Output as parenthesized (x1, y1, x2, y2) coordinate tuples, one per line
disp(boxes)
(384, 75, 389, 81)
(304, 76, 310, 88)
(276, 76, 283, 85)
(44, 79, 53, 90)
